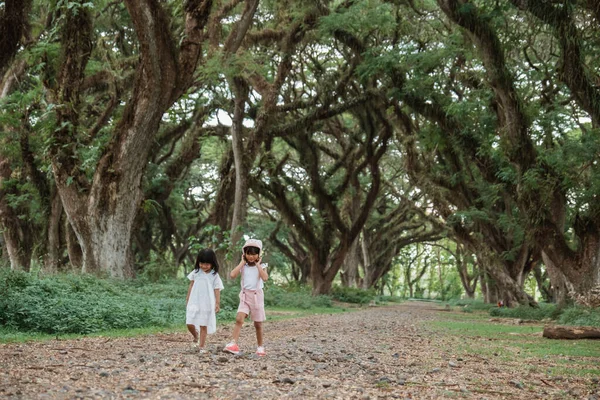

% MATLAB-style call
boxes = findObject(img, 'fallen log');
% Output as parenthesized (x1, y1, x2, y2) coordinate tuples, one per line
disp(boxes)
(543, 326, 600, 340)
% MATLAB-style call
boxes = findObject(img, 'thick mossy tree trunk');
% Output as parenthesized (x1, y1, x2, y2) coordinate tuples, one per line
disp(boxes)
(50, 0, 212, 277)
(0, 0, 32, 74)
(0, 159, 34, 272)
(43, 191, 63, 273)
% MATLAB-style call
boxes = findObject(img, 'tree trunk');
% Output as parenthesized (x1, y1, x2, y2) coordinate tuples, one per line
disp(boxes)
(482, 268, 499, 304)
(312, 274, 333, 296)
(476, 247, 534, 307)
(436, 247, 445, 300)
(543, 233, 600, 300)
(360, 230, 371, 288)
(0, 0, 32, 74)
(0, 234, 8, 266)
(228, 78, 250, 278)
(310, 251, 346, 296)
(65, 219, 83, 271)
(65, 209, 136, 277)
(456, 246, 477, 298)
(209, 150, 236, 275)
(341, 237, 361, 287)
(2, 228, 31, 272)
(533, 263, 554, 303)
(479, 263, 489, 302)
(0, 159, 33, 272)
(43, 190, 63, 273)
(541, 251, 572, 307)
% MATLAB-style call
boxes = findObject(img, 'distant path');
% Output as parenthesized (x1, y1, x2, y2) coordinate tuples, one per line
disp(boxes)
(0, 302, 593, 399)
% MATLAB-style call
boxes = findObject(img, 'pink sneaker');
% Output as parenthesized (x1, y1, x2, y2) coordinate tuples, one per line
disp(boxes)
(223, 342, 240, 355)
(256, 346, 266, 357)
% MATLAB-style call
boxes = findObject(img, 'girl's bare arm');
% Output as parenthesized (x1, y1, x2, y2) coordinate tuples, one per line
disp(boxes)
(186, 281, 194, 306)
(230, 257, 245, 279)
(214, 289, 221, 312)
(258, 260, 269, 281)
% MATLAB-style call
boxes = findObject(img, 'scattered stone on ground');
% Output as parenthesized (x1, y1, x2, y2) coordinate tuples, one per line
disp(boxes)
(0, 302, 597, 399)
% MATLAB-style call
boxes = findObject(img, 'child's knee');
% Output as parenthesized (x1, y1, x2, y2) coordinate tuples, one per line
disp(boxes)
(235, 314, 246, 325)
(254, 321, 263, 330)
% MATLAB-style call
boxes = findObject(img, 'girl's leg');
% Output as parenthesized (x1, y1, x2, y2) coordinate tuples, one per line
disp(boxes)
(254, 321, 263, 346)
(198, 326, 208, 348)
(232, 312, 247, 342)
(186, 324, 198, 342)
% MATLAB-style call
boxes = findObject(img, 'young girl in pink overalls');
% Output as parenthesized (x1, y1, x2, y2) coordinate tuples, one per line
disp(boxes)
(223, 238, 269, 356)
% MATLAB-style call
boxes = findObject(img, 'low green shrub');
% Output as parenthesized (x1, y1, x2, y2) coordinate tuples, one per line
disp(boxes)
(0, 270, 182, 334)
(264, 284, 332, 309)
(488, 303, 557, 320)
(558, 306, 600, 327)
(0, 270, 337, 336)
(375, 295, 403, 304)
(447, 298, 497, 312)
(331, 285, 376, 304)
(485, 302, 600, 327)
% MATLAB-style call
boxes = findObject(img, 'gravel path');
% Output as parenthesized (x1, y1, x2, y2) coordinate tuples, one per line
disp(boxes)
(0, 302, 596, 399)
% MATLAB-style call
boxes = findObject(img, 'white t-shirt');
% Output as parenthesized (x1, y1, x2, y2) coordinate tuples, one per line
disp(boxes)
(242, 263, 266, 290)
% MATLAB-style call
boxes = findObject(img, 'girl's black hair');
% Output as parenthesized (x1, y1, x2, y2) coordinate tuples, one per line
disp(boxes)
(244, 246, 260, 255)
(194, 248, 219, 274)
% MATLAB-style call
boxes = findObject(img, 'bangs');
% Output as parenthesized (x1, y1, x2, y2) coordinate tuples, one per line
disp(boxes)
(244, 246, 260, 255)
(196, 249, 217, 265)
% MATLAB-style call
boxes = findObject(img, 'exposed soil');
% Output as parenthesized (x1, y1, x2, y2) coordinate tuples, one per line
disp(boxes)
(1, 302, 598, 399)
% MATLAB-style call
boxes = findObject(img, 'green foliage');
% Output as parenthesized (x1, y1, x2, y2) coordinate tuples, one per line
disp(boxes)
(331, 285, 376, 304)
(374, 295, 403, 304)
(318, 0, 396, 38)
(0, 270, 182, 335)
(447, 298, 497, 312)
(558, 306, 600, 327)
(0, 271, 337, 337)
(189, 225, 232, 255)
(482, 302, 600, 328)
(265, 284, 332, 309)
(488, 303, 560, 321)
(137, 257, 179, 282)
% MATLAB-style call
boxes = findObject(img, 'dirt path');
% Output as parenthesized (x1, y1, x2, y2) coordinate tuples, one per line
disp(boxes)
(0, 302, 596, 399)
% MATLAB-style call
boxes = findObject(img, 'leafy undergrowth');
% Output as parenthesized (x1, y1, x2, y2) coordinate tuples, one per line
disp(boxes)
(0, 270, 382, 343)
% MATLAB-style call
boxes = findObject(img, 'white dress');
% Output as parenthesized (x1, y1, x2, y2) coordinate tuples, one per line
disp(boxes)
(186, 270, 224, 334)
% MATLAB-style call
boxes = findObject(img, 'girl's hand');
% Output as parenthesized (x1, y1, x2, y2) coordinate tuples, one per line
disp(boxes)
(215, 304, 220, 313)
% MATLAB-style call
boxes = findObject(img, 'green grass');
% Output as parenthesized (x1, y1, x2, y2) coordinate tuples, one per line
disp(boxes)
(428, 310, 600, 378)
(0, 324, 182, 343)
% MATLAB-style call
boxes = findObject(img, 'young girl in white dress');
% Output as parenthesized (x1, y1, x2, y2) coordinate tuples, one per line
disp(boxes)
(186, 248, 224, 353)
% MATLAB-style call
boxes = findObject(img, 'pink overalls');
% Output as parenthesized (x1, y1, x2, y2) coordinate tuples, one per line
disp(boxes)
(237, 264, 266, 322)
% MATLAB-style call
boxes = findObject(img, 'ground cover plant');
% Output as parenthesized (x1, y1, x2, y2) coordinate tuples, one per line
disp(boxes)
(429, 306, 600, 381)
(0, 270, 372, 342)
(446, 298, 600, 328)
